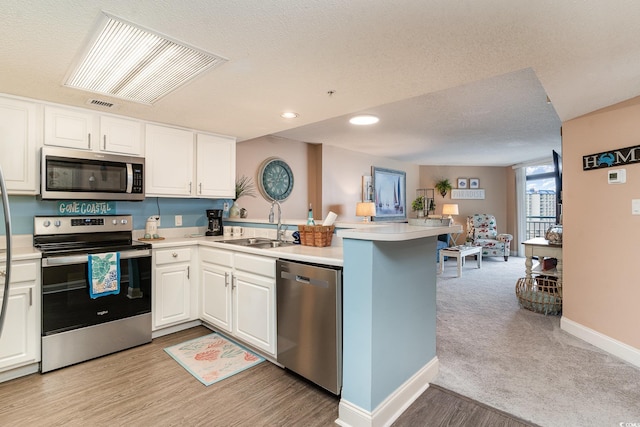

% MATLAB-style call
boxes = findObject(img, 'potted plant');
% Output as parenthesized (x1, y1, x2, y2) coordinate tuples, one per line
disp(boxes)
(235, 175, 256, 200)
(230, 175, 256, 218)
(435, 178, 452, 197)
(411, 196, 425, 217)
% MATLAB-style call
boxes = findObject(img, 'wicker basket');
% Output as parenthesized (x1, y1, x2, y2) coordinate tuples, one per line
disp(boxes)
(298, 225, 335, 247)
(515, 276, 562, 315)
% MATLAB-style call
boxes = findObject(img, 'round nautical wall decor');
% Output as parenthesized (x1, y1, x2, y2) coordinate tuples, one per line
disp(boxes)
(257, 157, 294, 201)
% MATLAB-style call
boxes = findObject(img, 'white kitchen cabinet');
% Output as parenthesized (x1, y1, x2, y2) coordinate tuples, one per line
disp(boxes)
(199, 247, 276, 355)
(45, 105, 143, 155)
(200, 247, 233, 332)
(0, 260, 41, 374)
(99, 116, 143, 155)
(0, 96, 40, 194)
(153, 247, 193, 330)
(44, 105, 95, 150)
(196, 133, 236, 198)
(145, 124, 194, 197)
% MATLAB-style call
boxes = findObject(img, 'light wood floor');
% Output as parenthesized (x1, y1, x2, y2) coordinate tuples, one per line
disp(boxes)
(0, 327, 533, 426)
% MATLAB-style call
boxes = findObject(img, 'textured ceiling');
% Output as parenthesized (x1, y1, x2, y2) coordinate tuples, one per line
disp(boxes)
(2, 1, 640, 166)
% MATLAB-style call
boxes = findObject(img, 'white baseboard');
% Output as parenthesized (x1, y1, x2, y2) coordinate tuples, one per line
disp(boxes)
(336, 357, 439, 427)
(0, 362, 39, 384)
(151, 320, 202, 338)
(561, 317, 640, 368)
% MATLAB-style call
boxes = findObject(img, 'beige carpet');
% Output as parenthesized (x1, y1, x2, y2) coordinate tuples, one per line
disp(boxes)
(433, 256, 640, 427)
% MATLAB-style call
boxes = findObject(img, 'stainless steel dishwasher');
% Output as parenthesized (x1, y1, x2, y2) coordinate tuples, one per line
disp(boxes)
(276, 259, 342, 395)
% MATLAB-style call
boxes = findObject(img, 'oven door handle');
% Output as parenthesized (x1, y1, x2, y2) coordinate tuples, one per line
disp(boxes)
(42, 249, 151, 267)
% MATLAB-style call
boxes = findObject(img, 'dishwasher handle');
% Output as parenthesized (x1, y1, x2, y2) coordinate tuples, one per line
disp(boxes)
(280, 270, 329, 288)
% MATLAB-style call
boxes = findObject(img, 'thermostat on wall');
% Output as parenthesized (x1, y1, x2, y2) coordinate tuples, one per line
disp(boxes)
(608, 168, 626, 184)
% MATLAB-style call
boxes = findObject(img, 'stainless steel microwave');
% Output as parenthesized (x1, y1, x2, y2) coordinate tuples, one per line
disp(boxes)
(41, 147, 145, 201)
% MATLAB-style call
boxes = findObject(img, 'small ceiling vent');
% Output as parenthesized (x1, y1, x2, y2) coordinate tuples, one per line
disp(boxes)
(87, 98, 116, 108)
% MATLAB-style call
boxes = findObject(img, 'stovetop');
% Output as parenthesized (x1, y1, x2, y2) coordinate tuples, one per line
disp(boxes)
(33, 214, 151, 255)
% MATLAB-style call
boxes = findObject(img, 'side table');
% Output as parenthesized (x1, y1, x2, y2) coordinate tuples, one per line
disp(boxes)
(439, 245, 482, 277)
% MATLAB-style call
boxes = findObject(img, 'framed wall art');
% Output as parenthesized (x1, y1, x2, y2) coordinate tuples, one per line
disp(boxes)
(372, 166, 406, 221)
(469, 178, 480, 189)
(457, 178, 468, 189)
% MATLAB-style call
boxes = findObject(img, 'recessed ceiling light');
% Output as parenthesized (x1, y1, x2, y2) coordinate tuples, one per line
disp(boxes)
(349, 115, 379, 125)
(281, 112, 299, 119)
(64, 13, 227, 104)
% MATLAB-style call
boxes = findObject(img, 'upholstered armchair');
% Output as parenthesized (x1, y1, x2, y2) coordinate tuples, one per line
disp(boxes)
(466, 214, 513, 261)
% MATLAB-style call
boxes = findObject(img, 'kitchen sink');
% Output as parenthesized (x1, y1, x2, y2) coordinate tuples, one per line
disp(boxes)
(221, 238, 294, 248)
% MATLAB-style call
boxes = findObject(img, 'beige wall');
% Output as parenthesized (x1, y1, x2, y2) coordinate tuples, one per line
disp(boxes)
(322, 145, 420, 221)
(563, 97, 640, 349)
(236, 137, 420, 223)
(235, 135, 311, 221)
(418, 165, 513, 242)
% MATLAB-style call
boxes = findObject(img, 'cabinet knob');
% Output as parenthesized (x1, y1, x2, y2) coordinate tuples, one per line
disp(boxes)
(172, 252, 178, 258)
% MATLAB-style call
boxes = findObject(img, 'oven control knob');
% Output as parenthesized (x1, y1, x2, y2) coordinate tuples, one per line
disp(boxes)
(120, 219, 128, 225)
(112, 219, 118, 225)
(54, 220, 61, 227)
(43, 220, 51, 227)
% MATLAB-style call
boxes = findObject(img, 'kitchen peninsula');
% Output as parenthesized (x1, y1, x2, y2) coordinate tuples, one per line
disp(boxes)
(336, 223, 461, 427)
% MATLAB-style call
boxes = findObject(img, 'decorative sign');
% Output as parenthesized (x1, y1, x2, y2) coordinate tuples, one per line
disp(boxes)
(57, 201, 116, 215)
(451, 189, 485, 200)
(583, 144, 640, 170)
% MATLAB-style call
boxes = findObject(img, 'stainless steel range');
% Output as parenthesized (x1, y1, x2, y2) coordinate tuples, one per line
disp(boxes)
(34, 215, 152, 372)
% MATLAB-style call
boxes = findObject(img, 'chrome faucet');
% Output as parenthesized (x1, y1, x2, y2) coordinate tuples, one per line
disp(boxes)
(269, 199, 284, 241)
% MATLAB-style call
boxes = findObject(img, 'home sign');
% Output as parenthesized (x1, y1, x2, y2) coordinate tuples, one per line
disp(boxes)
(583, 144, 640, 170)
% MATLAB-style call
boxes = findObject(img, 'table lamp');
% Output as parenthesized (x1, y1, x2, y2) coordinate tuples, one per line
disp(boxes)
(442, 203, 459, 220)
(356, 202, 376, 222)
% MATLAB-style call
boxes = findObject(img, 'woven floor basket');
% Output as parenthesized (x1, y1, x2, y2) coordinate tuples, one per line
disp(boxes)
(515, 276, 562, 315)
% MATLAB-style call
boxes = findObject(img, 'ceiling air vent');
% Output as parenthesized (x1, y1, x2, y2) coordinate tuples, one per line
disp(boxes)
(65, 12, 228, 104)
(87, 99, 116, 108)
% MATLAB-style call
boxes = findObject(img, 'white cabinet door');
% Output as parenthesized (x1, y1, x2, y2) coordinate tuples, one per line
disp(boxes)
(196, 133, 236, 198)
(44, 105, 95, 150)
(100, 116, 142, 155)
(0, 260, 40, 372)
(0, 97, 39, 194)
(154, 264, 191, 329)
(233, 272, 276, 355)
(145, 124, 194, 197)
(201, 263, 233, 333)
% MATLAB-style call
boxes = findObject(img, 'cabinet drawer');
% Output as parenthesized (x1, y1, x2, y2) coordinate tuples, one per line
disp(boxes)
(155, 248, 191, 265)
(234, 253, 275, 278)
(9, 261, 38, 283)
(200, 247, 233, 267)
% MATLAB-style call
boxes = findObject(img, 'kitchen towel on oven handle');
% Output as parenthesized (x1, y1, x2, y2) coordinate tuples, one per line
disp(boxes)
(88, 252, 120, 299)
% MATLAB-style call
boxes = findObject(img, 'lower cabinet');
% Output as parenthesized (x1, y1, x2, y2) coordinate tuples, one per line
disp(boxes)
(200, 247, 276, 356)
(153, 247, 195, 330)
(0, 259, 41, 374)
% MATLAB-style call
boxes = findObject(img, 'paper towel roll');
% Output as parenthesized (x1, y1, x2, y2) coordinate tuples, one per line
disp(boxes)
(322, 211, 338, 226)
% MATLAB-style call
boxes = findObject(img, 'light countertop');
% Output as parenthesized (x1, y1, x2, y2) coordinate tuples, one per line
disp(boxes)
(141, 234, 344, 267)
(337, 223, 462, 242)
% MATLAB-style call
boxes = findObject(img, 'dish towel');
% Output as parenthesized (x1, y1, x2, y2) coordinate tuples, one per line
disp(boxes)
(88, 252, 120, 299)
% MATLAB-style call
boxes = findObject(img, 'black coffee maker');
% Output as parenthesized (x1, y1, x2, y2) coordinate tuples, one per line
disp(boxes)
(206, 209, 224, 236)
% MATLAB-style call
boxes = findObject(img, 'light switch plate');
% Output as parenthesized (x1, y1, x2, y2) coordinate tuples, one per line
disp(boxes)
(632, 199, 640, 215)
(175, 215, 182, 226)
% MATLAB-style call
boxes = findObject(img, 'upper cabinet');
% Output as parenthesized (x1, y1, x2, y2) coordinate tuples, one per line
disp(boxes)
(99, 116, 143, 155)
(196, 133, 236, 199)
(44, 106, 94, 150)
(44, 105, 142, 155)
(0, 97, 40, 194)
(145, 124, 194, 197)
(146, 124, 236, 199)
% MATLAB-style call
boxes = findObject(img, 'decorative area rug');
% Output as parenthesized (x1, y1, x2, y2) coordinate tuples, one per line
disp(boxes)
(164, 333, 264, 386)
